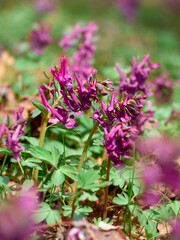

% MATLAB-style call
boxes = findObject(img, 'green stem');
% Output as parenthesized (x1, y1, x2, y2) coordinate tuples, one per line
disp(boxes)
(103, 157, 111, 220)
(1, 154, 8, 174)
(70, 121, 99, 202)
(18, 161, 25, 176)
(62, 133, 66, 196)
(33, 96, 63, 183)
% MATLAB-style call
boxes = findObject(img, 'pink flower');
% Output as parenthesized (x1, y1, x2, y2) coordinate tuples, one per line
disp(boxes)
(0, 108, 26, 161)
(30, 21, 52, 55)
(0, 190, 38, 240)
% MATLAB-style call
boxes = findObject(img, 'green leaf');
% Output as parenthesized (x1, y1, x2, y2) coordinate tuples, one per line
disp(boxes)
(32, 100, 48, 116)
(171, 201, 180, 216)
(54, 79, 61, 95)
(77, 169, 100, 189)
(51, 144, 60, 168)
(60, 165, 78, 181)
(33, 202, 61, 224)
(30, 146, 58, 168)
(113, 193, 129, 205)
(32, 108, 41, 118)
(46, 210, 61, 224)
(33, 202, 51, 223)
(0, 176, 9, 186)
(78, 192, 98, 202)
(20, 136, 39, 146)
(51, 170, 65, 186)
(0, 148, 13, 156)
(22, 179, 34, 191)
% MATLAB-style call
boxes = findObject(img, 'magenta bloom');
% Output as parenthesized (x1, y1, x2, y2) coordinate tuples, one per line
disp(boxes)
(116, 54, 161, 98)
(40, 56, 113, 129)
(0, 108, 26, 161)
(104, 123, 138, 166)
(115, 0, 140, 21)
(51, 57, 113, 113)
(91, 92, 142, 166)
(59, 22, 98, 79)
(149, 72, 174, 103)
(34, 0, 55, 13)
(0, 190, 38, 240)
(139, 192, 162, 209)
(137, 137, 180, 192)
(30, 21, 52, 55)
(116, 55, 160, 134)
(172, 218, 180, 239)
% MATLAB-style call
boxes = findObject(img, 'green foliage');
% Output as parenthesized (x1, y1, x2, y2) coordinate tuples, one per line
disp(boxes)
(113, 193, 129, 205)
(32, 100, 48, 116)
(33, 202, 61, 224)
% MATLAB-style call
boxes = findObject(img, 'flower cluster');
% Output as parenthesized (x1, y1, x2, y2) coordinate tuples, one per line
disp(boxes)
(59, 22, 98, 79)
(0, 190, 38, 240)
(0, 108, 26, 161)
(30, 21, 52, 55)
(149, 72, 174, 103)
(115, 0, 140, 21)
(92, 92, 143, 166)
(116, 55, 160, 134)
(116, 54, 161, 98)
(40, 57, 113, 128)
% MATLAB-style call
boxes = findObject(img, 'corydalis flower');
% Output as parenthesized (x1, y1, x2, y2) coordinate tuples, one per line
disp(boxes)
(51, 57, 113, 113)
(34, 0, 55, 13)
(115, 0, 140, 21)
(116, 54, 161, 98)
(172, 218, 180, 239)
(116, 55, 160, 134)
(149, 72, 174, 103)
(104, 123, 138, 166)
(68, 220, 98, 240)
(40, 57, 113, 128)
(0, 190, 38, 240)
(30, 21, 52, 55)
(0, 108, 26, 161)
(91, 92, 142, 166)
(137, 137, 180, 192)
(59, 22, 98, 79)
(92, 92, 143, 127)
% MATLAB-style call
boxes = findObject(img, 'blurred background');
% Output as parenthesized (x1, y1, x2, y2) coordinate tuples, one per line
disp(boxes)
(0, 0, 180, 96)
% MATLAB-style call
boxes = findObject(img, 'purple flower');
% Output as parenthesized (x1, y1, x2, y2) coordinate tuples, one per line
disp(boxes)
(116, 55, 160, 134)
(91, 93, 141, 166)
(59, 22, 98, 79)
(172, 218, 180, 239)
(137, 137, 180, 192)
(34, 0, 55, 13)
(30, 21, 52, 55)
(0, 108, 26, 161)
(68, 220, 98, 240)
(40, 56, 113, 129)
(104, 123, 138, 166)
(51, 57, 113, 113)
(39, 85, 78, 128)
(0, 190, 38, 240)
(116, 54, 161, 98)
(115, 0, 140, 21)
(149, 72, 174, 103)
(139, 192, 162, 209)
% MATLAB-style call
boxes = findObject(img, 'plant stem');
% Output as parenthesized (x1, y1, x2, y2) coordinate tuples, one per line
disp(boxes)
(33, 96, 62, 183)
(62, 133, 65, 196)
(70, 121, 99, 202)
(1, 154, 8, 174)
(103, 157, 111, 220)
(18, 161, 25, 176)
